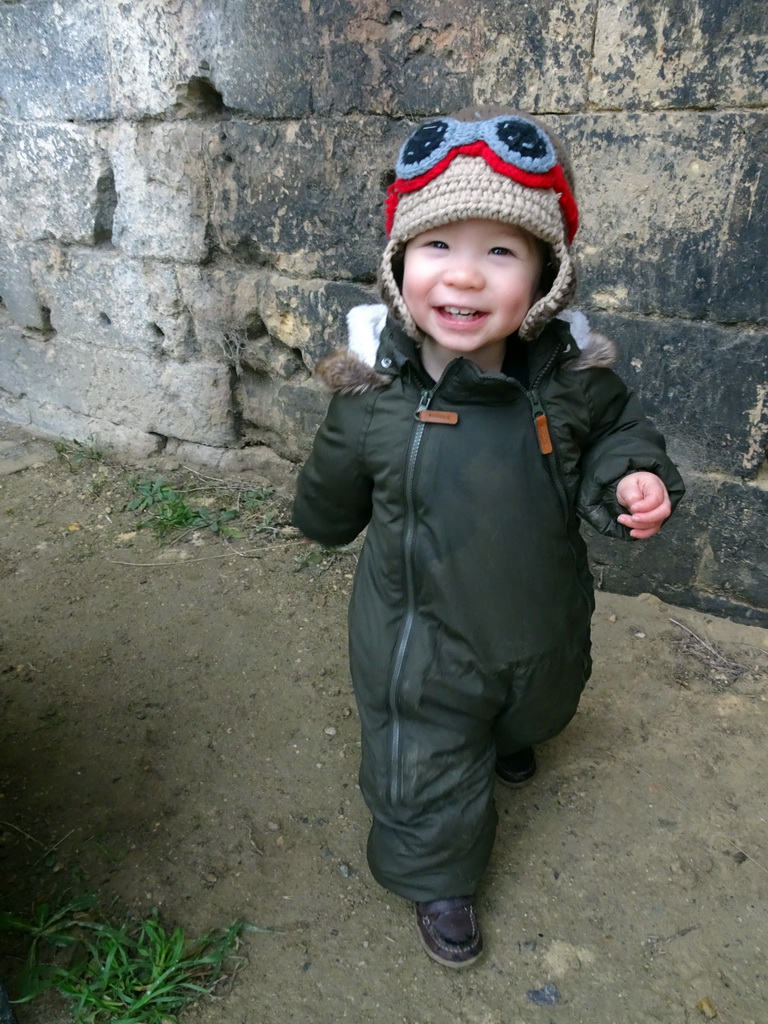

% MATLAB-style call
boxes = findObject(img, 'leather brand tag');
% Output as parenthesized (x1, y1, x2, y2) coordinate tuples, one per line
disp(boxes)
(417, 410, 459, 425)
(535, 413, 553, 454)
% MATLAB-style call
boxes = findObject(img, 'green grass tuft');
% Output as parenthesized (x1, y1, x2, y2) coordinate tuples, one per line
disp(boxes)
(53, 435, 113, 470)
(1, 897, 245, 1023)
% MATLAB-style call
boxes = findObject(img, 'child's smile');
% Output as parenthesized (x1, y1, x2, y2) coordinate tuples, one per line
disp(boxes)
(402, 218, 544, 378)
(439, 305, 487, 322)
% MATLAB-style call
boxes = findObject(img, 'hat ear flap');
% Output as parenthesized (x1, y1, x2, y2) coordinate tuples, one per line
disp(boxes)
(378, 239, 427, 342)
(519, 240, 576, 341)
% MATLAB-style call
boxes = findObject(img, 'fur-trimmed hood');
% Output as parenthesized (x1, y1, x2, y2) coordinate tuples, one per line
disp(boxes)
(316, 304, 617, 396)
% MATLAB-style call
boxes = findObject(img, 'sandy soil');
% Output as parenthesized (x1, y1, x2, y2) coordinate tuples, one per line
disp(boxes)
(1, 423, 767, 1024)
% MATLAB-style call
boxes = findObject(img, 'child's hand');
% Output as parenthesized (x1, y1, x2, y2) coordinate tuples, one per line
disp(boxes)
(615, 472, 671, 539)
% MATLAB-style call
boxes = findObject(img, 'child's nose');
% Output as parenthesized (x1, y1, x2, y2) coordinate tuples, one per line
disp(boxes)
(442, 259, 484, 289)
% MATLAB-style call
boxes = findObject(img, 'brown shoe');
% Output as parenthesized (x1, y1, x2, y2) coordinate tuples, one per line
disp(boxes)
(415, 897, 483, 968)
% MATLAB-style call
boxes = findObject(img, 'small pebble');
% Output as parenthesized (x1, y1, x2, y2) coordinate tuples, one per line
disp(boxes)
(696, 997, 718, 1019)
(324, 726, 337, 736)
(526, 983, 561, 1006)
(339, 863, 352, 877)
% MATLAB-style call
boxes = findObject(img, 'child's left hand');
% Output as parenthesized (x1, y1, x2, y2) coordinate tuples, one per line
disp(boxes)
(615, 471, 672, 539)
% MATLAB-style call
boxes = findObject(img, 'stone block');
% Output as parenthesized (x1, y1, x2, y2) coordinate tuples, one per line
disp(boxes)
(255, 274, 376, 370)
(165, 440, 298, 490)
(206, 118, 400, 279)
(205, 0, 313, 117)
(473, 0, 596, 112)
(315, 0, 596, 117)
(586, 311, 768, 479)
(104, 0, 213, 118)
(0, 0, 113, 120)
(31, 248, 194, 361)
(591, 0, 768, 109)
(238, 374, 330, 462)
(0, 124, 111, 245)
(559, 112, 768, 322)
(175, 263, 265, 364)
(709, 113, 768, 325)
(0, 326, 234, 446)
(177, 265, 370, 458)
(112, 123, 209, 262)
(314, 0, 475, 116)
(0, 241, 49, 331)
(0, 386, 165, 460)
(176, 265, 372, 371)
(698, 479, 768, 615)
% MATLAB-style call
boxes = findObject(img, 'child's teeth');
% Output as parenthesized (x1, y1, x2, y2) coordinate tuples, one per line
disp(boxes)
(445, 306, 476, 316)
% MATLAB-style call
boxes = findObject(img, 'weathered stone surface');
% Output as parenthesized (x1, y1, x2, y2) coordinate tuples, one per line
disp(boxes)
(237, 375, 329, 462)
(591, 0, 768, 110)
(314, 1, 475, 116)
(105, 0, 211, 118)
(709, 113, 768, 325)
(206, 0, 313, 117)
(165, 440, 298, 489)
(559, 112, 768, 322)
(0, 0, 113, 120)
(256, 274, 376, 369)
(0, 319, 234, 447)
(0, 241, 49, 331)
(30, 248, 195, 361)
(0, 385, 165, 460)
(698, 480, 768, 617)
(586, 311, 768, 480)
(112, 123, 209, 262)
(206, 117, 399, 279)
(0, 123, 110, 245)
(177, 265, 371, 458)
(473, 0, 596, 112)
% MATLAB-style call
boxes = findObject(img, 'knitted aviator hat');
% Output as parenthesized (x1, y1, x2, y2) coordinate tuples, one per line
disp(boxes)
(380, 107, 579, 342)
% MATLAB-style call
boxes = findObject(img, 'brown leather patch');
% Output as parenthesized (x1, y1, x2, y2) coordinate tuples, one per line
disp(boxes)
(417, 410, 459, 425)
(535, 413, 553, 454)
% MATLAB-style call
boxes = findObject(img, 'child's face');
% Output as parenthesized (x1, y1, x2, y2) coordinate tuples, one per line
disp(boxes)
(402, 218, 544, 374)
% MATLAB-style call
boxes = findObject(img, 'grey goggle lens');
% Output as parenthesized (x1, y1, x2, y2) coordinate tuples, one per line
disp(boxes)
(396, 116, 557, 180)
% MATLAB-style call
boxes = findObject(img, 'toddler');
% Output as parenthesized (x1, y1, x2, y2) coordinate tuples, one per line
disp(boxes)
(293, 107, 684, 967)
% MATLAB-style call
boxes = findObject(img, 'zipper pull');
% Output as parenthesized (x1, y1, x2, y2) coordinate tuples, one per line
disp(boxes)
(414, 389, 431, 419)
(414, 388, 459, 425)
(529, 390, 553, 454)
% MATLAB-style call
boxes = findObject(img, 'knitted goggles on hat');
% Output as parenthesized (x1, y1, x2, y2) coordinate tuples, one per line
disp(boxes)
(380, 112, 579, 342)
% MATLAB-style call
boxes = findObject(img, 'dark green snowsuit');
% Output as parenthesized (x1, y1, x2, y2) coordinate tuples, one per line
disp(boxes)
(293, 313, 684, 902)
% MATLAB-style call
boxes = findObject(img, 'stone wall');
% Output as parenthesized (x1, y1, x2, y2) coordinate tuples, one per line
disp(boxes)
(0, 0, 766, 624)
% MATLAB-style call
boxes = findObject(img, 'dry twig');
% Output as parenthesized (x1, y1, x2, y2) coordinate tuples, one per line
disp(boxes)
(669, 618, 745, 677)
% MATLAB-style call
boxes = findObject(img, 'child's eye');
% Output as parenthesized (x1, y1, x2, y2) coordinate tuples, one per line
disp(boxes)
(490, 246, 514, 257)
(427, 239, 448, 249)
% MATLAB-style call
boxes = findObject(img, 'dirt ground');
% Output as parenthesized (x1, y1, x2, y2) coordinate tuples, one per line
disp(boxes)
(1, 422, 767, 1024)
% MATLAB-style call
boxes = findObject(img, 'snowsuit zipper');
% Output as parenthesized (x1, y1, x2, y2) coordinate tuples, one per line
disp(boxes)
(386, 374, 459, 805)
(386, 351, 570, 807)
